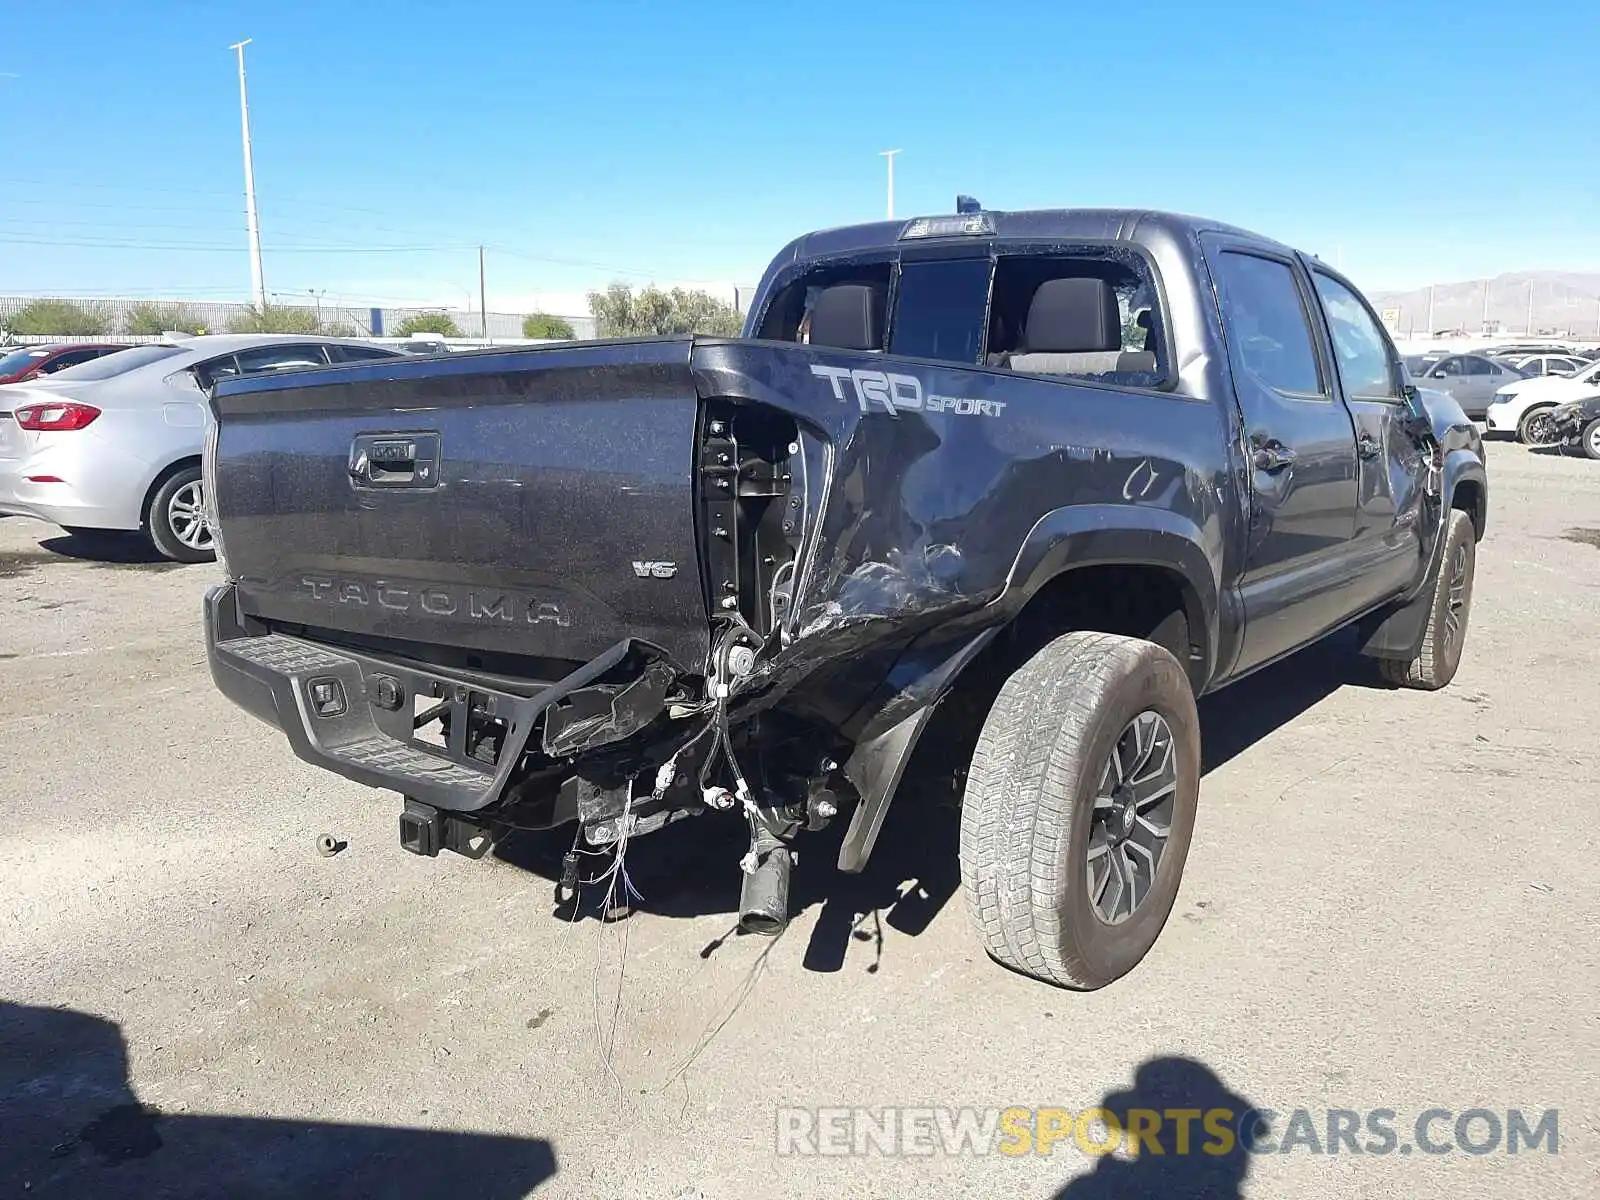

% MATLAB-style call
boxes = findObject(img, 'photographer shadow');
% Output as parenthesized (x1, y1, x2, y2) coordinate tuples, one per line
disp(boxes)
(0, 1000, 557, 1199)
(1054, 1056, 1258, 1200)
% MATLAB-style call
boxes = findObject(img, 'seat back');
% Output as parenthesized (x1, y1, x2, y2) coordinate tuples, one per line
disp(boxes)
(1005, 277, 1154, 375)
(808, 284, 885, 351)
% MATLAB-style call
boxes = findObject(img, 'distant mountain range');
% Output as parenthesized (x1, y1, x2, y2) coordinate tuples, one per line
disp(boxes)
(1369, 272, 1600, 338)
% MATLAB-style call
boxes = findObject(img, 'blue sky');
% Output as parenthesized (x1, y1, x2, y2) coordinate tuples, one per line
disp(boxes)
(2, 0, 1596, 312)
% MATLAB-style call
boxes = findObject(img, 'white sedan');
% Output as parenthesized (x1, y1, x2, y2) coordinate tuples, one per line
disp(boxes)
(1484, 357, 1600, 443)
(0, 334, 399, 561)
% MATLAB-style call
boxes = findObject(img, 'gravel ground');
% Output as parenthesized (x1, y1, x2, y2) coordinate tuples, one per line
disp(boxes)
(1, 440, 1597, 1199)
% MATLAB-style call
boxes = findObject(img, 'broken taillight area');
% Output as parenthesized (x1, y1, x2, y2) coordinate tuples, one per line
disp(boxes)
(698, 402, 805, 639)
(15, 402, 101, 431)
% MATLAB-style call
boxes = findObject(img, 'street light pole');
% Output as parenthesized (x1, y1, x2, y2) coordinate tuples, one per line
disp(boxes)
(879, 149, 902, 220)
(229, 39, 267, 311)
(478, 245, 488, 340)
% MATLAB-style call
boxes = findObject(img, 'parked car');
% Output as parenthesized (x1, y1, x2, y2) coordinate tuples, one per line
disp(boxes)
(1484, 356, 1600, 442)
(1410, 353, 1527, 418)
(1504, 353, 1589, 377)
(0, 343, 128, 384)
(0, 334, 401, 562)
(1402, 352, 1447, 377)
(203, 204, 1487, 991)
(1546, 396, 1600, 459)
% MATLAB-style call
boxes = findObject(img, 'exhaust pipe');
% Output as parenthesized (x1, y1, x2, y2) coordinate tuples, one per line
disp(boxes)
(738, 831, 792, 935)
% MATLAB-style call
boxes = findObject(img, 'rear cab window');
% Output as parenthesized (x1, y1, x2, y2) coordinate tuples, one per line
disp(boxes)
(755, 243, 1172, 388)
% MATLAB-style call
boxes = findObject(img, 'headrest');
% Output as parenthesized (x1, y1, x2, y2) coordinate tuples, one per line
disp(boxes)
(809, 284, 885, 351)
(1024, 278, 1122, 354)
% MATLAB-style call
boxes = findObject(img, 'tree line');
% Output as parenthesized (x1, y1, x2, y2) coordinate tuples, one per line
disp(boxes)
(2, 285, 745, 341)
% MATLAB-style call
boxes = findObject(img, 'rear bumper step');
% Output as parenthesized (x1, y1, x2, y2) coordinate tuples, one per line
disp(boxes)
(205, 584, 653, 812)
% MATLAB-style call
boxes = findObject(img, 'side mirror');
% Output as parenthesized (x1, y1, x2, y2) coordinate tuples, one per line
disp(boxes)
(1429, 368, 1448, 379)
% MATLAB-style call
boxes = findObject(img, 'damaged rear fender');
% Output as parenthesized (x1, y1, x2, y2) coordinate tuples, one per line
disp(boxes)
(834, 507, 1220, 872)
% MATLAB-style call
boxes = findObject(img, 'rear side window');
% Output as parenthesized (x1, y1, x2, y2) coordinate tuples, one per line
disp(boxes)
(888, 258, 991, 364)
(234, 344, 330, 375)
(1211, 253, 1323, 395)
(1311, 273, 1402, 400)
(328, 344, 398, 363)
(47, 343, 183, 380)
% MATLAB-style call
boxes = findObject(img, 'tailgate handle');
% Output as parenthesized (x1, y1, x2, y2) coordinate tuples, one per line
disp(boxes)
(349, 433, 440, 488)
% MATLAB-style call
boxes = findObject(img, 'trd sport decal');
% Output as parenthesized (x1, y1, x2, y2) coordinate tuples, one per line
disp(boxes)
(811, 365, 1006, 418)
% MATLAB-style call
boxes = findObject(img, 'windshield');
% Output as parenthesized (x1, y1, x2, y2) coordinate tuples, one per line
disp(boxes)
(0, 348, 51, 376)
(48, 343, 184, 380)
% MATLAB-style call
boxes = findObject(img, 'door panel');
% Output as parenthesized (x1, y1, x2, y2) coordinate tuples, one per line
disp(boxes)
(1309, 270, 1430, 613)
(1203, 240, 1360, 677)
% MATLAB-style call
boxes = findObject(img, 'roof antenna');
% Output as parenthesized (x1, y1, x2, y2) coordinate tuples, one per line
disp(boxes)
(956, 194, 982, 214)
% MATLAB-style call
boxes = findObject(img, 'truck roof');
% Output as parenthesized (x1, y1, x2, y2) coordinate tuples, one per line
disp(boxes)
(768, 207, 1294, 267)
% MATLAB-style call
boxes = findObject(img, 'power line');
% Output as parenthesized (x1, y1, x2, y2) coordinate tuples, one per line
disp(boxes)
(0, 235, 475, 253)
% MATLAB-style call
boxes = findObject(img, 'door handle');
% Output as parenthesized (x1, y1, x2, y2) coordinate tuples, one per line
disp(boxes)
(1357, 433, 1381, 460)
(348, 432, 440, 488)
(1250, 438, 1296, 472)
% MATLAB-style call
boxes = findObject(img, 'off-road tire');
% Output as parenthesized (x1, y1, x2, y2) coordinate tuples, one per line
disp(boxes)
(1516, 405, 1557, 445)
(144, 466, 215, 564)
(1582, 418, 1600, 461)
(959, 631, 1201, 990)
(1378, 509, 1476, 689)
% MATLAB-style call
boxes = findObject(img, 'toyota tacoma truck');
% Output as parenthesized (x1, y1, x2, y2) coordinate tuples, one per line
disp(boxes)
(202, 204, 1488, 989)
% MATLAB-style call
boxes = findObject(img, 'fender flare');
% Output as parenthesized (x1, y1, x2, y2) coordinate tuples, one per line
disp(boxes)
(1000, 504, 1222, 684)
(836, 506, 1222, 872)
(1443, 450, 1487, 540)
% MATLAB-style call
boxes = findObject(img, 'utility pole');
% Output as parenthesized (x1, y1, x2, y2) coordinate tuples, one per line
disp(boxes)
(307, 288, 324, 325)
(879, 149, 902, 220)
(229, 39, 267, 311)
(478, 245, 488, 340)
(1426, 285, 1436, 335)
(1526, 280, 1536, 335)
(1481, 279, 1491, 332)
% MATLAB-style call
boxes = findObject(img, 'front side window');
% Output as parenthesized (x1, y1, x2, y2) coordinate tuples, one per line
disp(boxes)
(1212, 252, 1323, 395)
(887, 258, 991, 364)
(1312, 273, 1402, 399)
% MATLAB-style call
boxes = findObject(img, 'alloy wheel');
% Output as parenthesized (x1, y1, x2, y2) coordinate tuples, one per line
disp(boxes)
(1443, 543, 1470, 651)
(167, 480, 213, 552)
(1087, 710, 1177, 925)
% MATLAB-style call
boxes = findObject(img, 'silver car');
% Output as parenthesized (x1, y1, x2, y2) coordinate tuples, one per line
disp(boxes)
(1411, 352, 1528, 419)
(0, 334, 400, 562)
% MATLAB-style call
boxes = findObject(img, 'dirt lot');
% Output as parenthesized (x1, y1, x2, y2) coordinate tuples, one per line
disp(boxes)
(2, 440, 1597, 1199)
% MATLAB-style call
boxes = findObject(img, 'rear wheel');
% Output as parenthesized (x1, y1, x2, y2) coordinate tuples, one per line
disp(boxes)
(1517, 406, 1558, 445)
(1378, 509, 1475, 689)
(144, 466, 215, 564)
(959, 631, 1200, 990)
(1582, 418, 1600, 461)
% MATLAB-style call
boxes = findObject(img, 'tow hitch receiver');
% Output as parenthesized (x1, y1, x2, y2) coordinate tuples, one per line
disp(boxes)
(399, 798, 495, 859)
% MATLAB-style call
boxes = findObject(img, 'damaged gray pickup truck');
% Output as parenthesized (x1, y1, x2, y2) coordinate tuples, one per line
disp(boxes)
(203, 204, 1487, 989)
